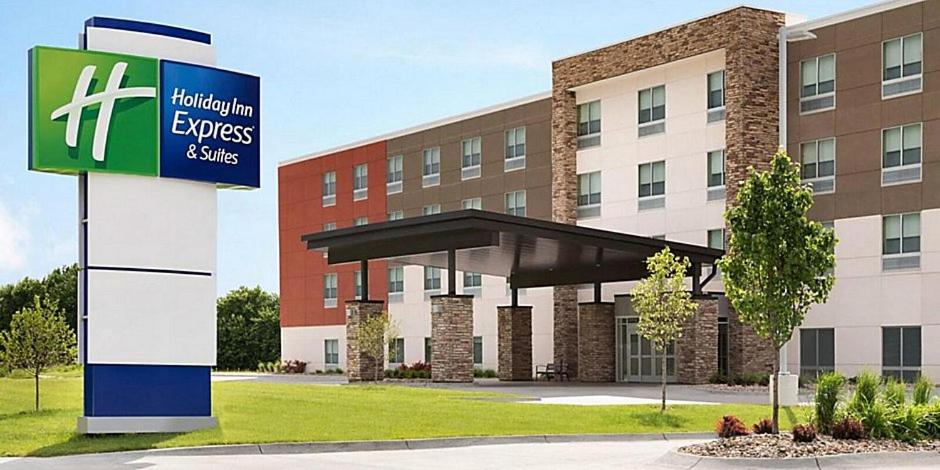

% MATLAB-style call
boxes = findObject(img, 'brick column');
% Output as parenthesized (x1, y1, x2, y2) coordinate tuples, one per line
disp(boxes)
(345, 300, 385, 382)
(497, 305, 533, 381)
(553, 285, 579, 379)
(729, 306, 775, 376)
(676, 297, 718, 384)
(578, 302, 615, 382)
(431, 295, 474, 383)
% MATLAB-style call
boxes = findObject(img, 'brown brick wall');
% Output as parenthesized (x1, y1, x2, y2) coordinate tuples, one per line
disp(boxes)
(345, 300, 386, 382)
(431, 295, 474, 382)
(577, 302, 615, 382)
(497, 306, 533, 381)
(677, 298, 719, 384)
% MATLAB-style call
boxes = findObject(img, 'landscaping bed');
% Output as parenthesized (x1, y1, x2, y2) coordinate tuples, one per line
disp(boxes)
(680, 433, 940, 459)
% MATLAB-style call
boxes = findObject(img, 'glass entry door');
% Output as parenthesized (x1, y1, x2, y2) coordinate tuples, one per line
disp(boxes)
(616, 317, 676, 383)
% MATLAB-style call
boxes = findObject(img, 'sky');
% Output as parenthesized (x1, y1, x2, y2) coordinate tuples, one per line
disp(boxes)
(0, 0, 862, 295)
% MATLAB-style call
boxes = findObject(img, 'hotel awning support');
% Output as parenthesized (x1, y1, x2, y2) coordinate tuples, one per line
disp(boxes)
(360, 259, 369, 301)
(447, 248, 456, 296)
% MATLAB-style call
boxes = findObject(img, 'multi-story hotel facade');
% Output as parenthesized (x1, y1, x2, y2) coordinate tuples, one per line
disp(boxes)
(279, 0, 940, 382)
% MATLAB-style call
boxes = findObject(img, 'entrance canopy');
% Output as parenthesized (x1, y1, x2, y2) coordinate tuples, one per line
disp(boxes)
(302, 210, 723, 291)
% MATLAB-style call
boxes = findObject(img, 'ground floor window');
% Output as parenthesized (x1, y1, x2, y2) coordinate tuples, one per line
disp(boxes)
(389, 337, 405, 364)
(424, 337, 432, 363)
(800, 328, 834, 379)
(717, 317, 729, 376)
(473, 336, 483, 365)
(324, 339, 339, 367)
(883, 326, 921, 382)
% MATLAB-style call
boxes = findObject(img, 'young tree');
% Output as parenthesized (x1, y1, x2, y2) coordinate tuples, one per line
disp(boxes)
(718, 149, 836, 433)
(631, 247, 699, 412)
(357, 311, 399, 382)
(0, 296, 77, 411)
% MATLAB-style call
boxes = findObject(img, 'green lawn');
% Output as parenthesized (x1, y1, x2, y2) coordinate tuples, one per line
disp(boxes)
(0, 370, 809, 457)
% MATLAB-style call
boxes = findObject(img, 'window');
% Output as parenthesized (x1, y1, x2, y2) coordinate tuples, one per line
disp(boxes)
(800, 54, 836, 113)
(424, 337, 432, 362)
(388, 266, 404, 294)
(354, 270, 362, 300)
(800, 328, 834, 378)
(473, 336, 483, 365)
(423, 204, 441, 215)
(461, 137, 481, 180)
(883, 33, 922, 98)
(707, 150, 725, 188)
(505, 126, 526, 170)
(352, 164, 368, 200)
(883, 326, 921, 382)
(324, 339, 339, 367)
(463, 272, 482, 289)
(577, 101, 601, 149)
(462, 197, 481, 210)
(422, 147, 440, 187)
(354, 216, 368, 226)
(322, 171, 336, 206)
(882, 123, 922, 185)
(505, 190, 526, 217)
(638, 161, 665, 198)
(708, 229, 725, 250)
(323, 273, 337, 307)
(577, 171, 601, 219)
(388, 210, 403, 221)
(801, 138, 836, 193)
(883, 213, 920, 270)
(322, 222, 336, 231)
(424, 267, 441, 291)
(387, 155, 403, 194)
(707, 71, 725, 122)
(638, 85, 665, 136)
(389, 337, 405, 364)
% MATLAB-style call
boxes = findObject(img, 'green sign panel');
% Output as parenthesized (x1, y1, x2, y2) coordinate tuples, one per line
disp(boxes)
(29, 46, 159, 176)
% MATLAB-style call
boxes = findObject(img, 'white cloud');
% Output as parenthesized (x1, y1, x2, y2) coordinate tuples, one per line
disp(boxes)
(0, 201, 29, 271)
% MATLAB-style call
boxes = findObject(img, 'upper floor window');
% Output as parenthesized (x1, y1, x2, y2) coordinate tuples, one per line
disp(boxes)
(505, 190, 526, 217)
(882, 123, 922, 186)
(800, 54, 835, 113)
(387, 155, 403, 194)
(423, 204, 441, 215)
(801, 138, 835, 194)
(461, 137, 482, 180)
(505, 127, 526, 171)
(388, 210, 404, 221)
(577, 171, 601, 219)
(463, 272, 482, 289)
(323, 273, 337, 308)
(322, 222, 336, 231)
(322, 171, 336, 206)
(424, 266, 441, 291)
(577, 101, 601, 149)
(422, 147, 440, 187)
(353, 164, 368, 200)
(354, 270, 363, 300)
(462, 197, 481, 210)
(638, 85, 665, 136)
(883, 212, 921, 270)
(883, 33, 923, 98)
(388, 266, 404, 294)
(708, 228, 725, 250)
(707, 71, 725, 122)
(638, 161, 666, 210)
(707, 150, 725, 188)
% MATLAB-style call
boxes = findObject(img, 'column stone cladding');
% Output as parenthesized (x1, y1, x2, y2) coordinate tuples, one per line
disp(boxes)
(553, 285, 579, 379)
(551, 7, 783, 383)
(497, 305, 533, 381)
(345, 300, 386, 382)
(729, 307, 775, 376)
(578, 302, 615, 382)
(431, 295, 474, 383)
(676, 297, 719, 384)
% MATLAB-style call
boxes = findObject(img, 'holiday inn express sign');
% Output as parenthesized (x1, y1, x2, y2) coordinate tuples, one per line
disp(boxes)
(29, 46, 260, 188)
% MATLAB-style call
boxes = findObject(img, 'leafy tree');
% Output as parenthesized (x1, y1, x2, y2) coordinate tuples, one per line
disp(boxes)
(216, 286, 280, 370)
(631, 247, 698, 412)
(717, 150, 836, 433)
(0, 277, 44, 333)
(0, 296, 77, 411)
(0, 264, 78, 334)
(358, 311, 399, 382)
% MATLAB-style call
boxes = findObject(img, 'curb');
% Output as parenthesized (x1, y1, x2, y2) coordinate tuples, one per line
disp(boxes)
(98, 432, 715, 458)
(658, 449, 940, 469)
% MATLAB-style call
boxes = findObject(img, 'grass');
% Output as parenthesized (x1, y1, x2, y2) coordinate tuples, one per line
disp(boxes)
(0, 369, 809, 457)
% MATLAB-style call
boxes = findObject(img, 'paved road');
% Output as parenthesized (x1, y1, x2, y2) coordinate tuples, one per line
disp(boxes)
(5, 439, 940, 470)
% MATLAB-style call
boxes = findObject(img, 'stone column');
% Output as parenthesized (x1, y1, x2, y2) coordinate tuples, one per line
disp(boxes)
(345, 300, 385, 382)
(497, 305, 533, 381)
(577, 302, 615, 382)
(553, 285, 579, 379)
(676, 297, 719, 384)
(431, 295, 474, 383)
(729, 306, 775, 376)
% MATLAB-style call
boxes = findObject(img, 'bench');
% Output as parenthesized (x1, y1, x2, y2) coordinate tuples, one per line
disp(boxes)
(536, 360, 569, 381)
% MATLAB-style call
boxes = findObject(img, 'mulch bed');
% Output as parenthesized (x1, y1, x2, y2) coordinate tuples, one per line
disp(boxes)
(679, 433, 940, 459)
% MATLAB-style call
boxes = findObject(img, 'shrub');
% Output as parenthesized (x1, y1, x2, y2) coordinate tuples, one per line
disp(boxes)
(334, 367, 344, 374)
(280, 360, 307, 374)
(852, 399, 892, 439)
(814, 372, 845, 434)
(734, 372, 769, 386)
(883, 377, 906, 409)
(483, 369, 497, 378)
(473, 368, 484, 378)
(913, 375, 934, 406)
(752, 418, 774, 434)
(889, 404, 926, 443)
(847, 371, 879, 416)
(792, 424, 817, 443)
(256, 360, 279, 373)
(831, 416, 866, 440)
(708, 371, 729, 384)
(715, 415, 749, 438)
(920, 402, 940, 439)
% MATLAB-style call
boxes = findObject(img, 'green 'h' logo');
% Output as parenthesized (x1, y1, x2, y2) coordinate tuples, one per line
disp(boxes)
(29, 47, 159, 176)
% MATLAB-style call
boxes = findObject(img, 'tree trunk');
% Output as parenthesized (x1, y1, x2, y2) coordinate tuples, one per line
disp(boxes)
(661, 350, 667, 413)
(34, 371, 40, 411)
(772, 348, 780, 434)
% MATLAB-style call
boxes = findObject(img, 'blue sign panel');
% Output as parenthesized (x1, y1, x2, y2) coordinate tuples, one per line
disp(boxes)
(160, 61, 260, 188)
